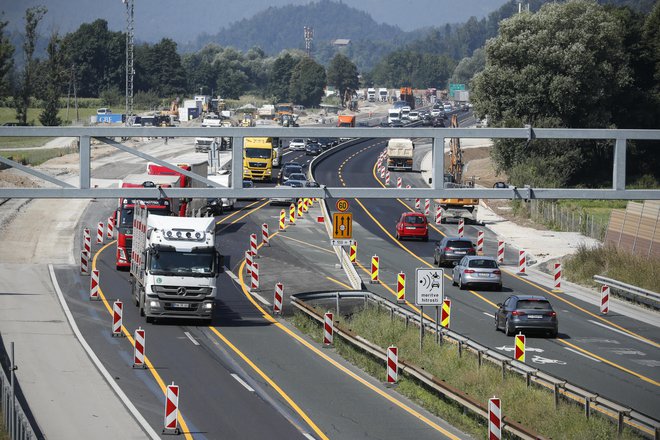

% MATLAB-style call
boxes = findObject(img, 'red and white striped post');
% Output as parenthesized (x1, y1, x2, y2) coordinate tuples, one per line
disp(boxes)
(488, 397, 502, 440)
(386, 345, 398, 385)
(163, 382, 180, 434)
(415, 198, 420, 210)
(245, 250, 253, 277)
(279, 209, 286, 231)
(477, 231, 484, 255)
(273, 282, 283, 315)
(424, 199, 430, 216)
(458, 218, 465, 237)
(553, 263, 562, 291)
(323, 312, 334, 346)
(83, 228, 91, 254)
(111, 300, 123, 337)
(517, 250, 526, 274)
(250, 233, 258, 258)
(96, 221, 104, 244)
(435, 204, 442, 225)
(380, 167, 385, 179)
(385, 171, 391, 186)
(396, 177, 402, 188)
(107, 216, 114, 239)
(251, 263, 259, 291)
(600, 285, 610, 314)
(89, 269, 100, 300)
(133, 327, 146, 369)
(261, 223, 270, 247)
(80, 250, 90, 275)
(497, 240, 505, 263)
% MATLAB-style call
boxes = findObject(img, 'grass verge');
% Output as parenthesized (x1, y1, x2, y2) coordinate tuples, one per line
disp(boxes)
(290, 305, 642, 439)
(0, 146, 79, 166)
(564, 243, 659, 291)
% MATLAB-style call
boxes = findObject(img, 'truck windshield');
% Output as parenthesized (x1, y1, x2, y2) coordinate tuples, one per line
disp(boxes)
(245, 148, 271, 159)
(150, 249, 215, 276)
(119, 203, 171, 228)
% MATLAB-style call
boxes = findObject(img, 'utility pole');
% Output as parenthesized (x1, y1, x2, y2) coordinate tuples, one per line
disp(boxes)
(304, 26, 313, 58)
(123, 0, 135, 125)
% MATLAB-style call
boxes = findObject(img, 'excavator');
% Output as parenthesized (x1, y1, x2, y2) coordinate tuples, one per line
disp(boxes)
(438, 114, 479, 223)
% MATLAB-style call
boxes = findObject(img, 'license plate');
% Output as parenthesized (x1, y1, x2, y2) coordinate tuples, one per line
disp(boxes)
(478, 273, 490, 278)
(528, 315, 542, 319)
(173, 303, 189, 308)
(455, 251, 466, 254)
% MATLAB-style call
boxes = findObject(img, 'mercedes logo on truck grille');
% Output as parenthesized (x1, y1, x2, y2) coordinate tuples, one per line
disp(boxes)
(177, 287, 187, 295)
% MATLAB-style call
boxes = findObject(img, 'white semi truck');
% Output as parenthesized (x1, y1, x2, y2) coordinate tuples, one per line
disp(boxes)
(386, 138, 414, 171)
(378, 88, 388, 102)
(367, 88, 376, 102)
(130, 203, 221, 323)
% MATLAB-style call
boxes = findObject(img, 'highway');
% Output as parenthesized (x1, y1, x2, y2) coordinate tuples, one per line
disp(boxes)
(52, 143, 469, 439)
(47, 121, 658, 438)
(311, 136, 660, 418)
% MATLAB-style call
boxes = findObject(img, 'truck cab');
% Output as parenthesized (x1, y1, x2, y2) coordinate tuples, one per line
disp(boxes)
(337, 115, 356, 127)
(243, 137, 274, 182)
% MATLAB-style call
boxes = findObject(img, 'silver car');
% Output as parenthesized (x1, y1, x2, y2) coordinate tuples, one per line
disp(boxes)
(451, 256, 502, 291)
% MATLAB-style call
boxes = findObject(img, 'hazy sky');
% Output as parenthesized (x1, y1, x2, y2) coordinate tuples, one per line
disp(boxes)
(2, 0, 508, 43)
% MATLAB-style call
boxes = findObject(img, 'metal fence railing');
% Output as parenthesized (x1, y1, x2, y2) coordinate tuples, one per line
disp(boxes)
(0, 339, 40, 440)
(291, 291, 660, 439)
(529, 199, 608, 240)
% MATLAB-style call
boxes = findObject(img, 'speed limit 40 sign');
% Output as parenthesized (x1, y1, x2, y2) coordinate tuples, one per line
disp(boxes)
(336, 199, 349, 212)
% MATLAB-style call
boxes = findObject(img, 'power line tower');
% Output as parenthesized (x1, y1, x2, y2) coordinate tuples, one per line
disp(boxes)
(123, 0, 135, 124)
(304, 26, 313, 58)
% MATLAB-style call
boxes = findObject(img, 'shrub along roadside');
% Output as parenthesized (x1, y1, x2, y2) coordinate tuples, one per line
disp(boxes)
(290, 305, 641, 439)
(564, 243, 659, 292)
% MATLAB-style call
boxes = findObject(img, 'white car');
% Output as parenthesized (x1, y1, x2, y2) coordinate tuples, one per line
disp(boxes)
(430, 107, 442, 117)
(288, 138, 306, 151)
(408, 111, 420, 121)
(443, 103, 453, 112)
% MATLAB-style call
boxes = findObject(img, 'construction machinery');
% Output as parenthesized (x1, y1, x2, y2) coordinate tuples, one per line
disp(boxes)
(438, 114, 478, 223)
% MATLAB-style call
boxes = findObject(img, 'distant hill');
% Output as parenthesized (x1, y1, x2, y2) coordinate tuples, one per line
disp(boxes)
(183, 0, 409, 54)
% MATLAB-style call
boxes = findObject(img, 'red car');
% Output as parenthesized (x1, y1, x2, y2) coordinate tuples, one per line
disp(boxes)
(395, 212, 429, 241)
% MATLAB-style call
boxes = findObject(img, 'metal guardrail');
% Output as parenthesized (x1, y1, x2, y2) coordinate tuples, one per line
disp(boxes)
(0, 341, 39, 440)
(593, 275, 660, 310)
(291, 291, 660, 439)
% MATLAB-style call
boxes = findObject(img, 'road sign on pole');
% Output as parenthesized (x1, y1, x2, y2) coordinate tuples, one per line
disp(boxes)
(332, 212, 352, 239)
(335, 199, 349, 212)
(414, 268, 444, 306)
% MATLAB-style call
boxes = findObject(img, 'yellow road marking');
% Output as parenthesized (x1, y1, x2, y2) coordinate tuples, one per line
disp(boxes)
(215, 199, 265, 225)
(558, 339, 660, 387)
(92, 242, 193, 439)
(504, 269, 660, 348)
(326, 276, 354, 290)
(279, 234, 335, 254)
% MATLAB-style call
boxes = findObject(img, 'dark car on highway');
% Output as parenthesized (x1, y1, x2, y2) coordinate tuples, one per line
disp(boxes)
(433, 237, 476, 267)
(280, 163, 303, 183)
(305, 142, 323, 156)
(495, 295, 558, 337)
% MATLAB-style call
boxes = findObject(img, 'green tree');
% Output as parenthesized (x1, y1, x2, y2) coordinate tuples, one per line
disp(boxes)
(135, 38, 187, 97)
(289, 57, 326, 107)
(326, 53, 359, 107)
(268, 53, 299, 103)
(0, 15, 14, 99)
(450, 48, 485, 86)
(39, 32, 63, 126)
(471, 1, 634, 186)
(15, 5, 47, 125)
(60, 19, 124, 97)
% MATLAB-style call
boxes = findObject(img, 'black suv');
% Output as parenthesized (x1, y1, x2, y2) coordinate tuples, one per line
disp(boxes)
(433, 237, 476, 267)
(495, 295, 558, 337)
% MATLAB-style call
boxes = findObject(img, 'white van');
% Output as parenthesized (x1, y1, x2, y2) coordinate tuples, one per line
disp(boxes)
(96, 108, 112, 115)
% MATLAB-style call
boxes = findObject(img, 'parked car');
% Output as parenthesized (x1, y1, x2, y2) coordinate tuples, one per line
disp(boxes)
(451, 256, 502, 291)
(495, 295, 558, 337)
(395, 212, 429, 241)
(433, 237, 476, 267)
(288, 138, 306, 151)
(493, 181, 509, 188)
(305, 142, 323, 156)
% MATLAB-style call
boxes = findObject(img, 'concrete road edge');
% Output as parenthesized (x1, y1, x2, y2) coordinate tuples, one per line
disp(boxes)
(47, 264, 160, 439)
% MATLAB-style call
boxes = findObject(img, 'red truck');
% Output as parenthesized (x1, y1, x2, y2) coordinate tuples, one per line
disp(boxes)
(114, 174, 179, 270)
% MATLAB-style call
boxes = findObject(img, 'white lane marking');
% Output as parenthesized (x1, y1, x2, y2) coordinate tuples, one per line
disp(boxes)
(225, 267, 272, 306)
(231, 373, 255, 392)
(496, 345, 544, 353)
(483, 312, 493, 318)
(303, 434, 315, 440)
(587, 320, 654, 346)
(184, 331, 200, 346)
(531, 355, 566, 365)
(564, 347, 601, 363)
